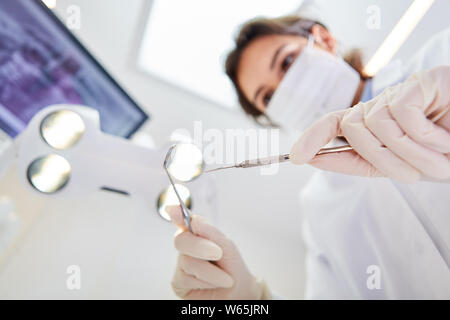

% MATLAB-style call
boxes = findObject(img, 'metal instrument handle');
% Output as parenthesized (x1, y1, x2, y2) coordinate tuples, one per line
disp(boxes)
(163, 163, 193, 233)
(240, 145, 354, 168)
(225, 107, 449, 170)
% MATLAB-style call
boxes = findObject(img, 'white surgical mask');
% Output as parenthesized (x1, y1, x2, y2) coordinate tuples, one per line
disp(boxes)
(266, 35, 360, 133)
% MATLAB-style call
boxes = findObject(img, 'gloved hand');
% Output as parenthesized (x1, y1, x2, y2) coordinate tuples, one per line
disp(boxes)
(290, 66, 450, 183)
(167, 205, 271, 300)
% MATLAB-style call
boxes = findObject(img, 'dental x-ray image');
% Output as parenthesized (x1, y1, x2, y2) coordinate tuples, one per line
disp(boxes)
(0, 0, 148, 138)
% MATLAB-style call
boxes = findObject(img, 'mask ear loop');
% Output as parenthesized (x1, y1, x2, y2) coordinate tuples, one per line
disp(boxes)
(307, 34, 315, 48)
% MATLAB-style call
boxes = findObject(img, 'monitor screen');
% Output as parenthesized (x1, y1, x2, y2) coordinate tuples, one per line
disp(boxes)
(0, 0, 148, 138)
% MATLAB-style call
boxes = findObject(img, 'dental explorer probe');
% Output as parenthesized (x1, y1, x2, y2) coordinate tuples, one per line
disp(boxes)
(205, 108, 449, 174)
(204, 145, 352, 173)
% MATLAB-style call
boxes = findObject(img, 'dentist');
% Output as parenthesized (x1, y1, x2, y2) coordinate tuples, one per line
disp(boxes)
(169, 16, 450, 299)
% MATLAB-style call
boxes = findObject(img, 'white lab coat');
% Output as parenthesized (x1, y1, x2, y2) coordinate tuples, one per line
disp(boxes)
(301, 27, 450, 299)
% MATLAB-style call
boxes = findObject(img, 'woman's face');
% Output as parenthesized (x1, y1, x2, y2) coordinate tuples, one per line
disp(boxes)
(236, 25, 337, 113)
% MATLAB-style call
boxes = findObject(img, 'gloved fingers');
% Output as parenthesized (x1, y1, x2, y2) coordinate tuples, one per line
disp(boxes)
(190, 213, 231, 251)
(341, 103, 421, 183)
(171, 267, 215, 298)
(182, 289, 218, 300)
(179, 215, 245, 278)
(390, 101, 450, 154)
(289, 101, 384, 176)
(179, 255, 234, 288)
(174, 230, 223, 261)
(365, 100, 450, 179)
(167, 205, 190, 231)
(290, 67, 450, 182)
(388, 68, 450, 154)
(308, 150, 385, 177)
(168, 205, 229, 258)
(290, 110, 346, 165)
(435, 107, 450, 131)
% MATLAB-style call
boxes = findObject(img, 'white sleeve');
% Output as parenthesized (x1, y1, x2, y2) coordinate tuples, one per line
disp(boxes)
(302, 215, 346, 299)
(303, 251, 343, 299)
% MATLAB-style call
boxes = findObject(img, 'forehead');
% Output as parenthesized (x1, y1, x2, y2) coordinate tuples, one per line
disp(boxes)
(236, 34, 303, 101)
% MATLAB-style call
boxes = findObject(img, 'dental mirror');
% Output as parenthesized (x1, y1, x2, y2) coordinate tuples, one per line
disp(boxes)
(156, 184, 192, 221)
(27, 154, 72, 193)
(40, 110, 85, 150)
(163, 143, 204, 233)
(164, 143, 204, 182)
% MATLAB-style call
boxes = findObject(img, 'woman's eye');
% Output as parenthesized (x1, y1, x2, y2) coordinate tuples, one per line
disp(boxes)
(263, 92, 272, 106)
(281, 54, 295, 72)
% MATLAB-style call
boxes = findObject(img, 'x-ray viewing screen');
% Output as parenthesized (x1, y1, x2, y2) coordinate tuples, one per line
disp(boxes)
(0, 0, 148, 138)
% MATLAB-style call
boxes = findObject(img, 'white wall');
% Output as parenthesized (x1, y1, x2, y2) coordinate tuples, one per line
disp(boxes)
(0, 0, 448, 299)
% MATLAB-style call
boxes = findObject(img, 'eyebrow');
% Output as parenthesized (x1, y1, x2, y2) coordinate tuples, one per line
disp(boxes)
(253, 43, 288, 104)
(253, 87, 264, 105)
(271, 43, 287, 69)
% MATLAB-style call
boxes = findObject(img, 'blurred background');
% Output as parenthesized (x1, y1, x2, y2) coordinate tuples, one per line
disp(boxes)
(0, 0, 449, 299)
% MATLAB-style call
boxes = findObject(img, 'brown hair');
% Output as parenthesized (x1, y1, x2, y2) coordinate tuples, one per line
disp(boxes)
(225, 16, 368, 125)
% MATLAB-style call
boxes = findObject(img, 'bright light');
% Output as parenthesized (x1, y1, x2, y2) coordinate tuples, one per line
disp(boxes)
(40, 110, 86, 150)
(42, 0, 57, 9)
(27, 154, 71, 193)
(363, 0, 435, 76)
(138, 0, 303, 108)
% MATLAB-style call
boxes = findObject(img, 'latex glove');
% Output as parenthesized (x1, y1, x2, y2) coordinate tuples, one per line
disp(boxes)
(290, 66, 450, 183)
(167, 205, 271, 300)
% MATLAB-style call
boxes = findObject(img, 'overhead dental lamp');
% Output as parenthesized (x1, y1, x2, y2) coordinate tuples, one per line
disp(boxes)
(0, 104, 214, 225)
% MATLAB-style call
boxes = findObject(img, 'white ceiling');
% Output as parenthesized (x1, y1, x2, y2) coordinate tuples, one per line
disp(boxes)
(302, 0, 450, 64)
(137, 0, 450, 109)
(137, 0, 303, 109)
